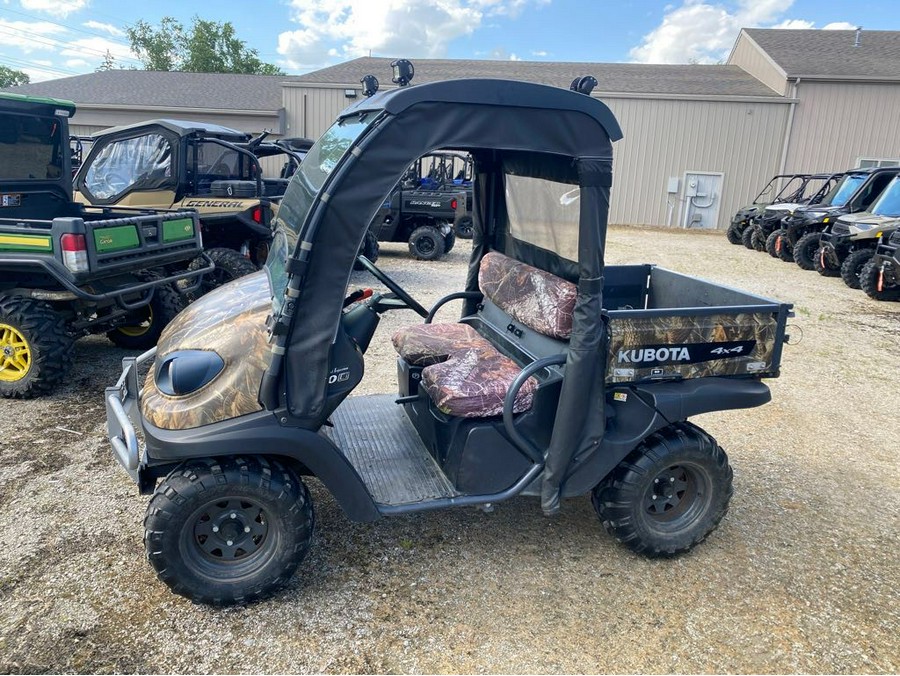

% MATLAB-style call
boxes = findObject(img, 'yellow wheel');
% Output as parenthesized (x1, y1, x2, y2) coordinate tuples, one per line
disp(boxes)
(106, 282, 182, 350)
(0, 322, 31, 382)
(115, 306, 153, 338)
(0, 296, 73, 399)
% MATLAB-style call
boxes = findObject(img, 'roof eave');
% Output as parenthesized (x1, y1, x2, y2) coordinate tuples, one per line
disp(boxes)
(75, 102, 282, 117)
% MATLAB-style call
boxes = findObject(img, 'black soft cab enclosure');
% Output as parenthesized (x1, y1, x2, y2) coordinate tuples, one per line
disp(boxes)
(106, 73, 792, 605)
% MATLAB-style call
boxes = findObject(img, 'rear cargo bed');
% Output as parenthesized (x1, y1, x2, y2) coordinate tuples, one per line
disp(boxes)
(603, 265, 792, 384)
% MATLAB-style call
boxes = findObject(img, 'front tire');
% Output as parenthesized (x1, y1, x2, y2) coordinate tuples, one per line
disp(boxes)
(454, 215, 474, 239)
(765, 230, 781, 258)
(354, 229, 380, 271)
(859, 258, 900, 301)
(775, 231, 794, 262)
(726, 222, 743, 245)
(144, 456, 314, 605)
(408, 225, 446, 261)
(840, 248, 874, 289)
(793, 232, 821, 270)
(107, 282, 183, 350)
(0, 296, 73, 399)
(741, 225, 756, 250)
(751, 227, 767, 252)
(592, 423, 733, 557)
(186, 247, 258, 299)
(444, 229, 456, 254)
(814, 246, 841, 277)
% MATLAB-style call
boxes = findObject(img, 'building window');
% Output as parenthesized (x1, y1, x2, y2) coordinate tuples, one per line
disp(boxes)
(857, 157, 900, 169)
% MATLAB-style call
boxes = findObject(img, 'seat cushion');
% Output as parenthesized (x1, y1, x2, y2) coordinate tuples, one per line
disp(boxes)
(391, 322, 493, 366)
(421, 348, 537, 418)
(478, 251, 577, 339)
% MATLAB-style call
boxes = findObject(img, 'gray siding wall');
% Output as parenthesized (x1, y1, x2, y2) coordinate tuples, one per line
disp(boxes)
(283, 85, 790, 229)
(785, 81, 900, 173)
(283, 84, 355, 139)
(728, 33, 788, 96)
(602, 97, 790, 227)
(70, 107, 281, 137)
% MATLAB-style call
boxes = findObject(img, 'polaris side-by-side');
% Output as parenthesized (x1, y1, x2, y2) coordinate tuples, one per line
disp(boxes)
(726, 173, 810, 245)
(106, 75, 792, 605)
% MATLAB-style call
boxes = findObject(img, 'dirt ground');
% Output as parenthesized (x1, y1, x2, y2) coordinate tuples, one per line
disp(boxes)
(1, 226, 898, 674)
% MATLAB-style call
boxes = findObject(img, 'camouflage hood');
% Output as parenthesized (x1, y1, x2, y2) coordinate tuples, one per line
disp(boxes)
(141, 271, 273, 430)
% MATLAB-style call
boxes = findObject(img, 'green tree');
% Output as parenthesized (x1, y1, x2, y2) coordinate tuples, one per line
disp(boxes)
(95, 50, 117, 72)
(126, 16, 283, 75)
(0, 65, 30, 87)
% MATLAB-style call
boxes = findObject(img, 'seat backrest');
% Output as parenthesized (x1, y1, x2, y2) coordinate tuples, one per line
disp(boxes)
(477, 251, 577, 340)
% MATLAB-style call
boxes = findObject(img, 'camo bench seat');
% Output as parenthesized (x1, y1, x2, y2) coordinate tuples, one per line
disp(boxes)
(392, 251, 574, 418)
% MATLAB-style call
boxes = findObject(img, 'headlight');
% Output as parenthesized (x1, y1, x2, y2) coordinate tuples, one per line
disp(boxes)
(155, 350, 225, 396)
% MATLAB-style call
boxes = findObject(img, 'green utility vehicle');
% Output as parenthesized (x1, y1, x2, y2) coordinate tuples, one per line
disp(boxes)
(106, 73, 792, 605)
(0, 92, 208, 398)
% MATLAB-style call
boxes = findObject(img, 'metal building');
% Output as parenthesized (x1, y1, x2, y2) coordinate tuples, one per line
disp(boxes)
(4, 28, 899, 229)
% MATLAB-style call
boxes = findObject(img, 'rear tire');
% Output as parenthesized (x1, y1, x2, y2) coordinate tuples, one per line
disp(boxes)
(354, 229, 380, 270)
(814, 247, 841, 277)
(408, 225, 446, 261)
(186, 247, 258, 299)
(444, 229, 456, 254)
(840, 249, 874, 289)
(0, 296, 72, 399)
(859, 258, 900, 301)
(793, 232, 821, 270)
(592, 422, 733, 557)
(144, 456, 314, 605)
(741, 225, 755, 250)
(107, 282, 182, 350)
(454, 215, 475, 239)
(726, 222, 743, 245)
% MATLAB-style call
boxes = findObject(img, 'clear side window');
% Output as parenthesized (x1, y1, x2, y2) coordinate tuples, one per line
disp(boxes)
(191, 142, 252, 195)
(0, 112, 64, 180)
(506, 174, 580, 262)
(84, 134, 171, 199)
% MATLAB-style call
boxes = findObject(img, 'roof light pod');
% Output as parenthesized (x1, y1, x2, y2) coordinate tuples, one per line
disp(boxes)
(391, 59, 414, 87)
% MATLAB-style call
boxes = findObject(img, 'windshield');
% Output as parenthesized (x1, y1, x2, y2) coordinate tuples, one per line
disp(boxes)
(871, 177, 900, 216)
(824, 174, 866, 207)
(0, 112, 65, 180)
(769, 176, 804, 203)
(265, 114, 373, 310)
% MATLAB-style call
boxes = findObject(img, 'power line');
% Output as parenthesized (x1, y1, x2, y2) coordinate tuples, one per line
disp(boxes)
(0, 6, 134, 49)
(0, 25, 144, 67)
(0, 55, 82, 78)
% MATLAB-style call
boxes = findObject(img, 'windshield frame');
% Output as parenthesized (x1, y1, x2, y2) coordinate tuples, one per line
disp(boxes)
(264, 112, 376, 312)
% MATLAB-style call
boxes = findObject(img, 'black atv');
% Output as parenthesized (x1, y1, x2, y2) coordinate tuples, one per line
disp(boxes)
(778, 167, 900, 270)
(106, 73, 792, 606)
(816, 174, 900, 287)
(727, 173, 809, 245)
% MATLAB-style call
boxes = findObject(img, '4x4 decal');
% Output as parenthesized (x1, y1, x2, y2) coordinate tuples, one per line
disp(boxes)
(616, 340, 757, 368)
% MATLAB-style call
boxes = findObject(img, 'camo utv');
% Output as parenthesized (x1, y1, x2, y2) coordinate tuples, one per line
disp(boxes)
(106, 74, 792, 606)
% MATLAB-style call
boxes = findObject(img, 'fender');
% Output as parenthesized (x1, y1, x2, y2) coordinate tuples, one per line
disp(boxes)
(141, 410, 380, 522)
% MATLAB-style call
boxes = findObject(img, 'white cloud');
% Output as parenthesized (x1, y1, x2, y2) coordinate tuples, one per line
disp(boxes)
(64, 58, 90, 68)
(82, 20, 124, 37)
(630, 0, 857, 64)
(58, 36, 136, 63)
(531, 49, 548, 57)
(20, 0, 88, 18)
(822, 21, 857, 30)
(0, 19, 67, 53)
(277, 0, 546, 71)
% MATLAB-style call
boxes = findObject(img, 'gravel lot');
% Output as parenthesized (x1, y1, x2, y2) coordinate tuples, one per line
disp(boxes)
(1, 226, 898, 674)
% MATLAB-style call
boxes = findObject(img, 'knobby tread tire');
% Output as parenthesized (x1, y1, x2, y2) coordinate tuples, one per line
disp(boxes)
(186, 247, 259, 300)
(793, 232, 821, 270)
(751, 228, 767, 252)
(725, 223, 743, 245)
(591, 422, 733, 557)
(408, 225, 446, 261)
(354, 229, 380, 270)
(741, 225, 756, 250)
(0, 296, 73, 399)
(775, 231, 794, 262)
(840, 248, 874, 289)
(444, 230, 456, 254)
(859, 258, 900, 301)
(814, 247, 840, 277)
(144, 455, 315, 605)
(765, 230, 781, 258)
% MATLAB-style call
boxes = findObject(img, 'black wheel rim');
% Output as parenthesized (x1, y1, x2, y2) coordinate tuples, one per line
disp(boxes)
(416, 236, 435, 255)
(181, 496, 277, 574)
(643, 463, 711, 533)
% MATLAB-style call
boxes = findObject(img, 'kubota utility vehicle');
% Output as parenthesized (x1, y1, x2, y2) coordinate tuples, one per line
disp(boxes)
(726, 173, 811, 245)
(74, 119, 280, 294)
(106, 76, 792, 605)
(816, 174, 900, 287)
(0, 92, 209, 399)
(777, 167, 900, 269)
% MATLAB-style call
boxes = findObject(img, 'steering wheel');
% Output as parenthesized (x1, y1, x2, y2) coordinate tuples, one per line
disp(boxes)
(355, 255, 429, 318)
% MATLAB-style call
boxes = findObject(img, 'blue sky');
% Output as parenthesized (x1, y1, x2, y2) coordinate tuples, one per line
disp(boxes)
(2, 0, 898, 82)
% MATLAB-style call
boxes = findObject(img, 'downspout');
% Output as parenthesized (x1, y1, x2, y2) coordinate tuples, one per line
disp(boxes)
(778, 77, 800, 175)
